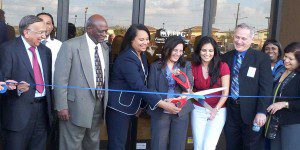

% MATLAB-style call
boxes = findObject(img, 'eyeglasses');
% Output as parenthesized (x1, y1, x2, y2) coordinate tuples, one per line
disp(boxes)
(27, 29, 47, 35)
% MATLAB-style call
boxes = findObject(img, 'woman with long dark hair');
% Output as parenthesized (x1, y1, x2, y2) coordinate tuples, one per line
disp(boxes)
(148, 36, 194, 150)
(191, 36, 230, 150)
(106, 24, 181, 150)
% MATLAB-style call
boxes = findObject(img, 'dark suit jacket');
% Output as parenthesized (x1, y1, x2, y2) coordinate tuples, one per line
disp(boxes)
(0, 37, 53, 131)
(0, 21, 8, 45)
(221, 49, 273, 124)
(275, 72, 300, 125)
(108, 48, 161, 115)
(147, 60, 194, 117)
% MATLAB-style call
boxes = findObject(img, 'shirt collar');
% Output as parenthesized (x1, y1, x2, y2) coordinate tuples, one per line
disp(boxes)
(21, 36, 32, 50)
(235, 49, 248, 58)
(85, 33, 100, 48)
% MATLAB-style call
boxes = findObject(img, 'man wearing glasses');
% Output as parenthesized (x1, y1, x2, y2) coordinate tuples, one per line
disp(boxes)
(0, 15, 53, 150)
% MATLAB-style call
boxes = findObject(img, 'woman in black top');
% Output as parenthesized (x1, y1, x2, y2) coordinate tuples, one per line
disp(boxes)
(267, 42, 300, 150)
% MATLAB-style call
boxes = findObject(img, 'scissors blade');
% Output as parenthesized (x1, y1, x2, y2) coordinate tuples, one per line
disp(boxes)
(193, 87, 227, 96)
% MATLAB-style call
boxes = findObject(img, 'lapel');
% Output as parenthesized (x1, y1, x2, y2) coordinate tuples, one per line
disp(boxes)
(226, 50, 235, 73)
(240, 49, 254, 73)
(159, 62, 168, 88)
(16, 37, 34, 79)
(37, 45, 48, 84)
(77, 36, 95, 98)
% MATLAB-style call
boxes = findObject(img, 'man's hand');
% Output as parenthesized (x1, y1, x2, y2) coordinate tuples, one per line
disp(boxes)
(5, 80, 18, 90)
(157, 100, 181, 114)
(254, 113, 267, 127)
(58, 109, 70, 121)
(17, 81, 30, 93)
(267, 102, 286, 114)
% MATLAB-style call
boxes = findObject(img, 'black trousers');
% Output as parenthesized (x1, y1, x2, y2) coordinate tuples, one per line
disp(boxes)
(3, 99, 49, 150)
(106, 107, 136, 150)
(224, 100, 265, 150)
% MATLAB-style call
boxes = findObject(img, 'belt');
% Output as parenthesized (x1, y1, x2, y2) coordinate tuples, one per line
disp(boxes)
(32, 96, 46, 103)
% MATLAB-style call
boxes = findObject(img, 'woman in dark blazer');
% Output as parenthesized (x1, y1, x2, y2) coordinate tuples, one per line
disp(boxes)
(148, 36, 194, 150)
(106, 24, 181, 150)
(267, 42, 300, 150)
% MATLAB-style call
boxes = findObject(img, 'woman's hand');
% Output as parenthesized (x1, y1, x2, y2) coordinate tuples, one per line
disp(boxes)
(208, 108, 218, 120)
(267, 102, 287, 114)
(157, 100, 181, 114)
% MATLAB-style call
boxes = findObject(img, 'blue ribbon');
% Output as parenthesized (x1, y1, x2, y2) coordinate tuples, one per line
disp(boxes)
(3, 82, 300, 99)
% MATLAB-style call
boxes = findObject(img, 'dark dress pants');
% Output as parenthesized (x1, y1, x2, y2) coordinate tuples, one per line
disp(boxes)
(224, 100, 265, 150)
(3, 100, 48, 150)
(106, 107, 136, 150)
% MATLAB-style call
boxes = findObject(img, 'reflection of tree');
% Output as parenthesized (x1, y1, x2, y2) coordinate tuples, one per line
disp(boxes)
(111, 25, 127, 36)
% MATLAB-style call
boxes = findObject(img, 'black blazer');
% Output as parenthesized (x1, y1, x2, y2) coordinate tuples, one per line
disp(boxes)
(147, 60, 194, 117)
(108, 48, 161, 115)
(275, 72, 300, 125)
(0, 37, 53, 131)
(222, 49, 273, 124)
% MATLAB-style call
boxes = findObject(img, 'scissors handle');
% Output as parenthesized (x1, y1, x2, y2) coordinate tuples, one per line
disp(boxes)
(172, 70, 190, 90)
(171, 98, 187, 108)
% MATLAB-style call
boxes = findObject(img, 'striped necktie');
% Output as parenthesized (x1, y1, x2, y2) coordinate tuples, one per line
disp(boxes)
(231, 54, 242, 100)
(95, 46, 104, 100)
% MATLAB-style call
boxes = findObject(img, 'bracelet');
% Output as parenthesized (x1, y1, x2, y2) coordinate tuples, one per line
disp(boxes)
(285, 102, 289, 109)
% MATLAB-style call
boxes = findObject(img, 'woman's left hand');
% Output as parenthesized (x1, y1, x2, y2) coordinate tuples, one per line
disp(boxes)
(208, 108, 218, 120)
(267, 102, 286, 114)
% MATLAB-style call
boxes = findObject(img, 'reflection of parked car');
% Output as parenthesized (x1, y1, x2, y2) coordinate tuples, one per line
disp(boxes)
(251, 43, 259, 50)
(219, 45, 226, 54)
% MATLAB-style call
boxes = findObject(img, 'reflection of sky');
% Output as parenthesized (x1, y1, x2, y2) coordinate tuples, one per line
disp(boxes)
(2, 0, 271, 31)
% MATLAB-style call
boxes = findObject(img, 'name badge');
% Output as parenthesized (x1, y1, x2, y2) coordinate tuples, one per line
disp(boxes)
(247, 67, 256, 78)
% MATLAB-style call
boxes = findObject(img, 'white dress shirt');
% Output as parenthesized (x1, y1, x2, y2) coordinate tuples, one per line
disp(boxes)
(21, 36, 46, 97)
(41, 36, 62, 80)
(85, 33, 105, 87)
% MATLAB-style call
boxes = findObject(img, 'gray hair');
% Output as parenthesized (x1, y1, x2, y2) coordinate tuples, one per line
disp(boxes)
(234, 23, 255, 38)
(19, 15, 43, 36)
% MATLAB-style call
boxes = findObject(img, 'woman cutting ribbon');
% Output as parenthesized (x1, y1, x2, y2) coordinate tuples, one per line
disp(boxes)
(147, 35, 194, 150)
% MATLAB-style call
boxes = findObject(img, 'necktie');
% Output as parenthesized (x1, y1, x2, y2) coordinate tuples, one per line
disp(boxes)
(29, 46, 44, 93)
(95, 46, 104, 100)
(231, 54, 242, 100)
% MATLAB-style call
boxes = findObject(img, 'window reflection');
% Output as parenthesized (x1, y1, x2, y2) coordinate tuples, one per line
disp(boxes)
(213, 0, 271, 53)
(145, 0, 205, 63)
(2, 0, 58, 37)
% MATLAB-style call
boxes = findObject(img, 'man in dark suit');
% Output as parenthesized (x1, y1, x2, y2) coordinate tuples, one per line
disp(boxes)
(222, 23, 273, 150)
(0, 15, 53, 150)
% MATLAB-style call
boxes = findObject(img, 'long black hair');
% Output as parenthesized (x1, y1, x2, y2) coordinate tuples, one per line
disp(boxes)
(120, 24, 150, 53)
(160, 35, 186, 68)
(192, 36, 221, 88)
